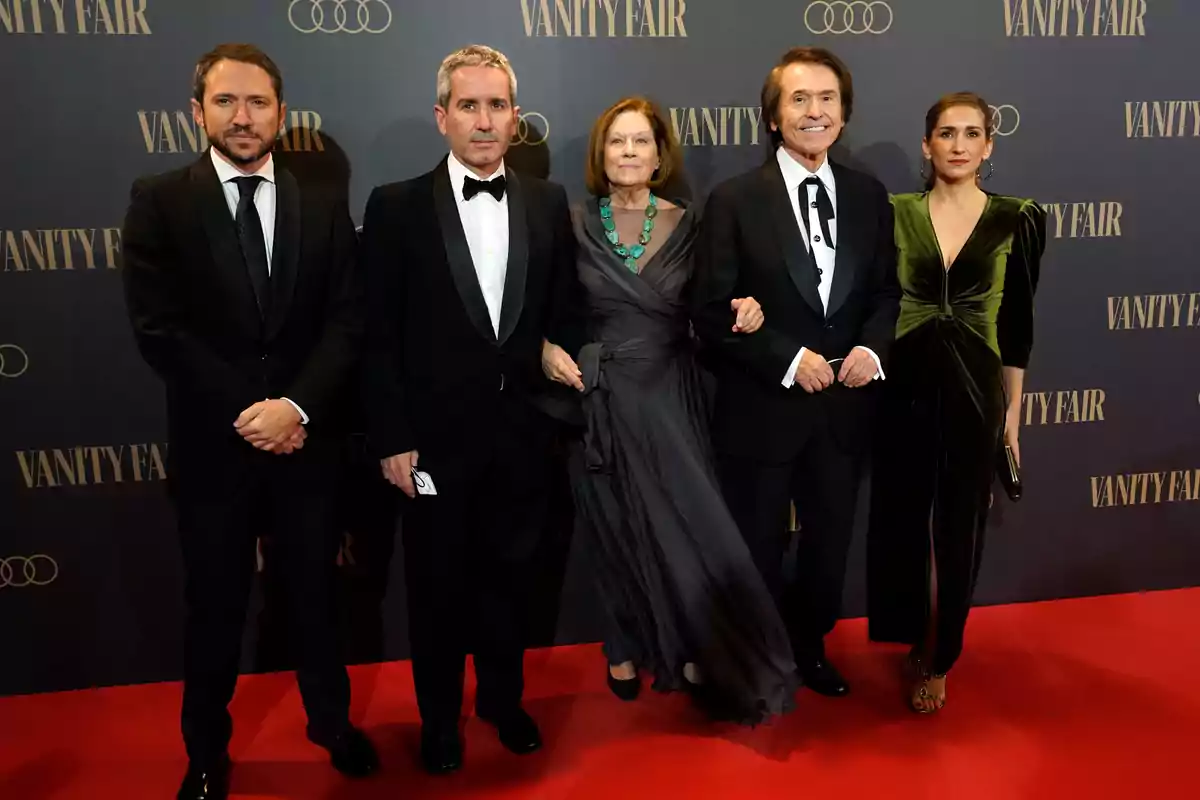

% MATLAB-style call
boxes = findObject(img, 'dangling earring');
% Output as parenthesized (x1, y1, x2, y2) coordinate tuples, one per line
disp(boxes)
(919, 158, 931, 182)
(978, 160, 995, 181)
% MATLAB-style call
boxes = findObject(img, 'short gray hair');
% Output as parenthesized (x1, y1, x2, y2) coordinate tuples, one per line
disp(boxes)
(436, 45, 518, 109)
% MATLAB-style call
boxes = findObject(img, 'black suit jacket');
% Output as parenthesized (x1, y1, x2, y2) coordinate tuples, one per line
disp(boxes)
(121, 152, 363, 474)
(361, 158, 584, 462)
(692, 157, 900, 462)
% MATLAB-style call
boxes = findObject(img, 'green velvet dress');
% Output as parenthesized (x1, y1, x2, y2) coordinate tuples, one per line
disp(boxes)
(866, 192, 1046, 675)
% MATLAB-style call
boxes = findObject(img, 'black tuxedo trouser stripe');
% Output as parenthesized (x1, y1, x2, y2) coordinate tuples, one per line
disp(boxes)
(401, 424, 551, 729)
(718, 424, 862, 657)
(177, 444, 350, 764)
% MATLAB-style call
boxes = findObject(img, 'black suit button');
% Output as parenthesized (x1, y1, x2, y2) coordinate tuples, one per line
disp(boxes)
(825, 323, 833, 330)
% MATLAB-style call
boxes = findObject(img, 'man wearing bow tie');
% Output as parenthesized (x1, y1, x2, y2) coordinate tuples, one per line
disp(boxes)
(691, 47, 900, 698)
(361, 45, 583, 774)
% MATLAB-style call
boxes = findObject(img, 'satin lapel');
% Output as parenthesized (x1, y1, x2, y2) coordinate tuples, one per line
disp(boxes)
(826, 162, 861, 319)
(761, 162, 824, 317)
(191, 155, 262, 329)
(266, 166, 301, 340)
(433, 160, 497, 343)
(496, 167, 528, 347)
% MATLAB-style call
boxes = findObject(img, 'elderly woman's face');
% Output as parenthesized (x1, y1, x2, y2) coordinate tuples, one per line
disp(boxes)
(604, 111, 660, 191)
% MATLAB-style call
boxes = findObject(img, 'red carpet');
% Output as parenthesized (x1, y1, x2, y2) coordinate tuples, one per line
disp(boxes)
(4, 589, 1199, 799)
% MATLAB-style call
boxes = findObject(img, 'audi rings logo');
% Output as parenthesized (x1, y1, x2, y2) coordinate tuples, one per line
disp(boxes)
(288, 0, 393, 34)
(512, 113, 550, 146)
(804, 2, 893, 34)
(0, 344, 29, 379)
(989, 104, 1021, 136)
(0, 555, 58, 588)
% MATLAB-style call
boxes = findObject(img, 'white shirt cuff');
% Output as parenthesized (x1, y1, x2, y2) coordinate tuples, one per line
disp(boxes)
(855, 346, 885, 381)
(782, 347, 806, 388)
(282, 397, 310, 424)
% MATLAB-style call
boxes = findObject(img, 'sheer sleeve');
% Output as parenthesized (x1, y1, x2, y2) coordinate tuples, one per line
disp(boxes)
(996, 200, 1046, 369)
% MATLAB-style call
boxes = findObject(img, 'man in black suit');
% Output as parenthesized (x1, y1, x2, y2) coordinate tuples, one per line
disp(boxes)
(692, 47, 900, 698)
(361, 45, 583, 774)
(121, 44, 378, 800)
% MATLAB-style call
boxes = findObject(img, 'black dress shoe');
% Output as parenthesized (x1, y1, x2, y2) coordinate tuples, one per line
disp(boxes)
(478, 708, 542, 755)
(798, 658, 850, 697)
(313, 727, 379, 778)
(606, 666, 641, 701)
(177, 754, 230, 800)
(420, 725, 463, 775)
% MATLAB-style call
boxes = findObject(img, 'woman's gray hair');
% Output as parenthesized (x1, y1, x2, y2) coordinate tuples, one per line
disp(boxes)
(436, 45, 518, 108)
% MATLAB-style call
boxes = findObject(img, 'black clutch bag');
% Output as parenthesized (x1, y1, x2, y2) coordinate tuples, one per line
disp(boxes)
(996, 444, 1022, 502)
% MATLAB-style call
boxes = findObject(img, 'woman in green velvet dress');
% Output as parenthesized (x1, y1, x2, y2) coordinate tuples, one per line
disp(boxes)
(866, 92, 1046, 713)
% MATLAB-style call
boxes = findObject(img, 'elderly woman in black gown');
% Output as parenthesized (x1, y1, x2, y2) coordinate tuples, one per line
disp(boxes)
(541, 97, 798, 723)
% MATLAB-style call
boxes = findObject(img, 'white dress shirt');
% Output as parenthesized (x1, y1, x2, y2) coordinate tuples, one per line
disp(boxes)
(211, 147, 276, 270)
(210, 148, 308, 423)
(774, 147, 884, 388)
(446, 152, 509, 337)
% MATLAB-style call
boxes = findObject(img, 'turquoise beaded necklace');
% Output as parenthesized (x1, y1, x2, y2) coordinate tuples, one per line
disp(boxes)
(599, 193, 657, 273)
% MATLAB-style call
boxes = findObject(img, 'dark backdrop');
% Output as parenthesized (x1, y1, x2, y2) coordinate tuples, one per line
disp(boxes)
(3, 0, 1198, 696)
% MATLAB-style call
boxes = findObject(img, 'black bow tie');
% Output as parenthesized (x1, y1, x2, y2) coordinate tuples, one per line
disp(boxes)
(799, 176, 835, 250)
(463, 174, 506, 202)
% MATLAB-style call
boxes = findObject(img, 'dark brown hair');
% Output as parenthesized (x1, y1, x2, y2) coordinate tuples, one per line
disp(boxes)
(192, 43, 283, 105)
(924, 92, 991, 142)
(761, 47, 854, 149)
(923, 92, 992, 187)
(584, 96, 679, 197)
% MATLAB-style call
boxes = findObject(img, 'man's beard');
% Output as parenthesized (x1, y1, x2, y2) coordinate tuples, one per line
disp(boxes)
(210, 128, 274, 165)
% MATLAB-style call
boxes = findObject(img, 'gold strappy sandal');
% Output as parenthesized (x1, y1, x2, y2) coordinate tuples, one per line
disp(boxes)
(904, 649, 946, 714)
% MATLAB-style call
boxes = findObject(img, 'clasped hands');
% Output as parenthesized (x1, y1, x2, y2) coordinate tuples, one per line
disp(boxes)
(794, 346, 878, 393)
(234, 399, 305, 454)
(541, 297, 765, 390)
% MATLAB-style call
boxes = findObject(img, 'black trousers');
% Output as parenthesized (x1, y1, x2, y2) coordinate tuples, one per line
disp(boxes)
(718, 424, 863, 660)
(400, 414, 552, 730)
(172, 437, 350, 766)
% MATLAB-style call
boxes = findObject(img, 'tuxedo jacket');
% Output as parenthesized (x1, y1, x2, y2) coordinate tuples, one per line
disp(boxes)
(691, 157, 900, 462)
(120, 152, 363, 478)
(361, 157, 584, 463)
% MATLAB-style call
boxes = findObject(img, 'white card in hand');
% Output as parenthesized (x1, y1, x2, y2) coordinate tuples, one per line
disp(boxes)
(412, 469, 437, 496)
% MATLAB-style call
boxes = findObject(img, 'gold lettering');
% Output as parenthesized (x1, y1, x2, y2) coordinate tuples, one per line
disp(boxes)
(16, 450, 44, 489)
(602, 0, 618, 35)
(671, 0, 685, 36)
(1189, 293, 1200, 327)
(638, 0, 656, 36)
(21, 230, 47, 270)
(1107, 296, 1130, 330)
(1091, 475, 1114, 508)
(1085, 389, 1105, 421)
(147, 443, 167, 480)
(3, 230, 25, 272)
(53, 448, 78, 486)
(103, 227, 121, 268)
(103, 445, 125, 482)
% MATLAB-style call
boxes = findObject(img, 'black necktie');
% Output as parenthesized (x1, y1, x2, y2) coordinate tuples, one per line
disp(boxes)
(799, 176, 835, 251)
(233, 175, 270, 317)
(463, 174, 506, 202)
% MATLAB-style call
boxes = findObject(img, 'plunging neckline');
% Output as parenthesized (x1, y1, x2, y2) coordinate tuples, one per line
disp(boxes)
(923, 192, 991, 273)
(601, 202, 686, 277)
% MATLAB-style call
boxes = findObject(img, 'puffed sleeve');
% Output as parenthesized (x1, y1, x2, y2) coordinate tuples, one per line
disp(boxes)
(996, 200, 1046, 369)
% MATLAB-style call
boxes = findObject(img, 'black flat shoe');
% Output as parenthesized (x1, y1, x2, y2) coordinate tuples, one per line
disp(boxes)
(607, 666, 641, 701)
(314, 727, 379, 778)
(798, 658, 850, 697)
(177, 754, 230, 800)
(478, 708, 542, 755)
(420, 724, 463, 775)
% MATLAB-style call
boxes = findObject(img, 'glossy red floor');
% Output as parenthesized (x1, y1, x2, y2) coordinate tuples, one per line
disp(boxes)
(4, 589, 1199, 799)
